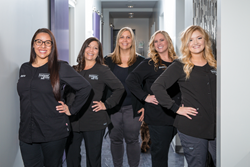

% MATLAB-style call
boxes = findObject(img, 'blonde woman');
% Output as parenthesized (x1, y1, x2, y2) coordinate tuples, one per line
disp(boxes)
(151, 25, 216, 166)
(104, 27, 144, 167)
(126, 30, 181, 167)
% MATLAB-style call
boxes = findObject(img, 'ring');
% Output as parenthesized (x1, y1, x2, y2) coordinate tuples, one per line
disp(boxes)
(64, 107, 66, 110)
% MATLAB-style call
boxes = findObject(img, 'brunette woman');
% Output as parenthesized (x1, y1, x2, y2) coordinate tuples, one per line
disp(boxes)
(151, 25, 216, 167)
(65, 37, 124, 167)
(126, 30, 180, 167)
(17, 28, 91, 167)
(104, 27, 144, 167)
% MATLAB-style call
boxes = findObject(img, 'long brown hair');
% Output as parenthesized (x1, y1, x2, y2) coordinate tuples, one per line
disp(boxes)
(148, 30, 178, 71)
(180, 25, 217, 79)
(30, 28, 60, 101)
(109, 27, 137, 66)
(73, 37, 104, 72)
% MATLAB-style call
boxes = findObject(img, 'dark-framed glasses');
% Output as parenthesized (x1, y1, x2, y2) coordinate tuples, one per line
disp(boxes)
(34, 39, 53, 47)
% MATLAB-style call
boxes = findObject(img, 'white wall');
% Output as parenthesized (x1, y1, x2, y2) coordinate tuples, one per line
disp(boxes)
(184, 0, 193, 28)
(71, 0, 101, 66)
(149, 2, 159, 33)
(71, 0, 86, 66)
(93, 0, 102, 13)
(217, 0, 250, 166)
(0, 0, 49, 167)
(175, 0, 185, 57)
(113, 18, 149, 57)
(149, 0, 176, 46)
(102, 8, 111, 57)
(161, 0, 176, 45)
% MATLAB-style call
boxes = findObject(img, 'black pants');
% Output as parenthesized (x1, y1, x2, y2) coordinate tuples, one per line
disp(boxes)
(66, 129, 105, 167)
(19, 138, 67, 167)
(148, 125, 177, 167)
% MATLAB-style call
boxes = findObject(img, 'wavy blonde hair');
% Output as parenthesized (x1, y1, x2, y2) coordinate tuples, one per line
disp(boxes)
(148, 30, 178, 71)
(109, 27, 137, 66)
(180, 25, 217, 79)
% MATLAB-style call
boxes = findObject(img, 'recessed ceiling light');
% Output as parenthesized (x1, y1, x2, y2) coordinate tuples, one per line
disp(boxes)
(128, 13, 134, 18)
(128, 5, 133, 8)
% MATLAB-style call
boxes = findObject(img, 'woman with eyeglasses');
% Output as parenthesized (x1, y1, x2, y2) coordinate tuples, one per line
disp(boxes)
(17, 28, 91, 167)
(151, 25, 216, 166)
(65, 37, 124, 167)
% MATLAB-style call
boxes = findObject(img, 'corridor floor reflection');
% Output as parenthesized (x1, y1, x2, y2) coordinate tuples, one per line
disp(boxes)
(63, 133, 184, 167)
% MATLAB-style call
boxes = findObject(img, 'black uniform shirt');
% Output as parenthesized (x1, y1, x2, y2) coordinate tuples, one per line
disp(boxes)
(66, 63, 124, 131)
(17, 61, 91, 143)
(113, 65, 132, 106)
(104, 55, 145, 117)
(151, 60, 216, 139)
(126, 58, 180, 126)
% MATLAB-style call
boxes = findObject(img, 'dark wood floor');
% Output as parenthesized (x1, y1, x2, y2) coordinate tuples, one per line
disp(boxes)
(62, 133, 185, 167)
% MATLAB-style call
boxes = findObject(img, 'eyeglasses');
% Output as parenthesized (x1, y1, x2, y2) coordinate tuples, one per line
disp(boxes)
(34, 39, 53, 47)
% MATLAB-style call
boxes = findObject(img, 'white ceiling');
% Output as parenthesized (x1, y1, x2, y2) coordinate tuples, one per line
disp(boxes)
(109, 12, 153, 18)
(101, 0, 158, 8)
(101, 0, 158, 18)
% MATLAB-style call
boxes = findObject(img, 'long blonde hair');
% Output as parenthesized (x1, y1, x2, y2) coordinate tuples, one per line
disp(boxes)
(180, 25, 217, 79)
(148, 30, 178, 71)
(109, 27, 137, 66)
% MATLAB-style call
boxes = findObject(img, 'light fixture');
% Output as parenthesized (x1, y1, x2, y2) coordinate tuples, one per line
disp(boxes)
(128, 5, 133, 8)
(129, 13, 134, 18)
(110, 23, 114, 27)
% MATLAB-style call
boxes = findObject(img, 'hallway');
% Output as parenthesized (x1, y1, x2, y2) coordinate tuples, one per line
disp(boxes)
(2, 0, 250, 166)
(62, 133, 185, 167)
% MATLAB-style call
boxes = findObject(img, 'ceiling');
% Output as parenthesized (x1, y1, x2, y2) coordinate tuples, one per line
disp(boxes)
(101, 0, 158, 19)
(101, 1, 158, 8)
(109, 12, 153, 18)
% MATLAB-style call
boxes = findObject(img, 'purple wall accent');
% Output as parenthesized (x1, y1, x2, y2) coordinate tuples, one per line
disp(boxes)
(93, 12, 100, 40)
(50, 0, 69, 62)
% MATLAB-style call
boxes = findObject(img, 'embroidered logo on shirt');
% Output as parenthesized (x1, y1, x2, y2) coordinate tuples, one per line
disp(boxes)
(38, 73, 50, 80)
(89, 74, 98, 80)
(20, 75, 26, 78)
(210, 69, 217, 75)
(159, 66, 166, 69)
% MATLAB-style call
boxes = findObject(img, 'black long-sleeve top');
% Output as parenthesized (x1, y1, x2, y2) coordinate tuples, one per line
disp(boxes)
(113, 65, 132, 106)
(126, 58, 180, 126)
(66, 63, 124, 131)
(104, 55, 145, 117)
(17, 61, 91, 143)
(151, 60, 216, 139)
